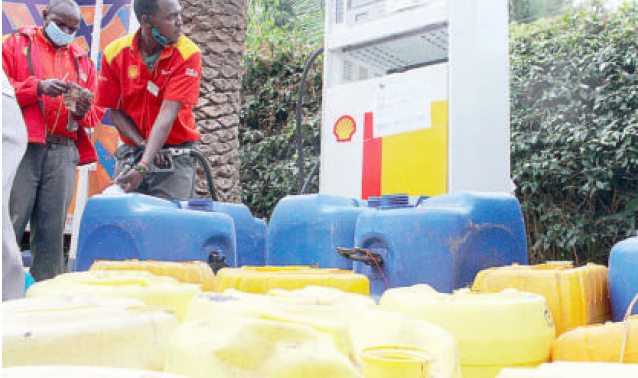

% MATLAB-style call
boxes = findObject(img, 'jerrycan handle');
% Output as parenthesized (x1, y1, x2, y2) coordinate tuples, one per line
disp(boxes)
(335, 247, 384, 266)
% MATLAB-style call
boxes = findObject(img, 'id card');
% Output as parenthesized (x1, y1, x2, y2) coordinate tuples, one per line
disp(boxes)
(147, 81, 159, 97)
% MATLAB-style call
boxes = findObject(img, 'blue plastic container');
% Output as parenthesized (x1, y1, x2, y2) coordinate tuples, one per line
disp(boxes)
(267, 194, 368, 269)
(609, 237, 638, 321)
(75, 194, 237, 271)
(176, 199, 267, 267)
(351, 192, 529, 298)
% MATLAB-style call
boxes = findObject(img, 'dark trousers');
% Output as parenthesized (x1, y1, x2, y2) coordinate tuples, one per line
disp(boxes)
(10, 143, 78, 282)
(113, 143, 197, 201)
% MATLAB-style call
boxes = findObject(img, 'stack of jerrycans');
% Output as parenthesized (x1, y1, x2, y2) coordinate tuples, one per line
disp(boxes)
(268, 192, 528, 298)
(75, 194, 266, 271)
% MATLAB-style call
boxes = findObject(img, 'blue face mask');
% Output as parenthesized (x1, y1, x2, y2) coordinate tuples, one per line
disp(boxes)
(45, 21, 76, 46)
(152, 27, 171, 46)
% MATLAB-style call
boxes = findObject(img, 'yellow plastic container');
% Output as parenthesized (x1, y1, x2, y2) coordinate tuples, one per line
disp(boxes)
(164, 310, 364, 378)
(3, 294, 179, 369)
(472, 262, 611, 335)
(26, 270, 201, 321)
(361, 346, 433, 378)
(215, 266, 370, 295)
(90, 259, 215, 291)
(379, 285, 555, 378)
(267, 286, 375, 306)
(551, 315, 638, 362)
(2, 366, 190, 378)
(496, 362, 638, 377)
(183, 291, 463, 378)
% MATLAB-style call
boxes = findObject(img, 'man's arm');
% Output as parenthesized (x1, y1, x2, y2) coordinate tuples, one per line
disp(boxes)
(115, 100, 182, 193)
(140, 100, 182, 167)
(110, 109, 145, 146)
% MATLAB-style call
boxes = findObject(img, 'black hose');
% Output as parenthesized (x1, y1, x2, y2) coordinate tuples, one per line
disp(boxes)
(300, 158, 320, 194)
(189, 150, 219, 201)
(297, 46, 324, 194)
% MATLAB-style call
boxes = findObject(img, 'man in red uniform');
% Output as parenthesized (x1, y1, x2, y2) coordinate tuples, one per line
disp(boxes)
(2, 0, 103, 281)
(95, 0, 202, 200)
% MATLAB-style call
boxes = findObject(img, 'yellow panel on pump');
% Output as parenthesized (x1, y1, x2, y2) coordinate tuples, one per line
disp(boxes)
(214, 266, 370, 295)
(381, 100, 448, 196)
(551, 316, 638, 363)
(90, 260, 215, 291)
(379, 285, 555, 378)
(472, 262, 612, 335)
(26, 270, 201, 321)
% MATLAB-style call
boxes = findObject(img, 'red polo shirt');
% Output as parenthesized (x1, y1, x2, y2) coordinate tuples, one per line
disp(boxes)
(95, 31, 202, 145)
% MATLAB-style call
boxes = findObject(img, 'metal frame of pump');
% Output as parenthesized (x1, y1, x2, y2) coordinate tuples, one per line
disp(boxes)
(295, 0, 511, 199)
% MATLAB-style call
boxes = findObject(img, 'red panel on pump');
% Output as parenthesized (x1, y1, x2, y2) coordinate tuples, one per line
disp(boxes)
(362, 112, 381, 199)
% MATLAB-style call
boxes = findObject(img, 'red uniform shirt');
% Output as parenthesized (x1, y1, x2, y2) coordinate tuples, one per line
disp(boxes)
(2, 26, 102, 164)
(95, 31, 202, 145)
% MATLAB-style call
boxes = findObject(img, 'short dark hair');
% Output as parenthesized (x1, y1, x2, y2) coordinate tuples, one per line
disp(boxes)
(46, 0, 80, 16)
(134, 0, 160, 22)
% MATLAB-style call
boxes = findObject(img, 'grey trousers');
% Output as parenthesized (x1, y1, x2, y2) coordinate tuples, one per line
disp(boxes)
(113, 143, 197, 201)
(3, 92, 27, 300)
(10, 142, 79, 282)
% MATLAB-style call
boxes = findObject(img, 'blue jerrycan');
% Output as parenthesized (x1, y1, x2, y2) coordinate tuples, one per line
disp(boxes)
(345, 192, 528, 298)
(267, 194, 368, 269)
(609, 237, 638, 321)
(75, 194, 237, 271)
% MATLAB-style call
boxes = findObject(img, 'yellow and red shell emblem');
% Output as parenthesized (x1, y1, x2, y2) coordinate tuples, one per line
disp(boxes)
(128, 65, 139, 79)
(333, 115, 356, 142)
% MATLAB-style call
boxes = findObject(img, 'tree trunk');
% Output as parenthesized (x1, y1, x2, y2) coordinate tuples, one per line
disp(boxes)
(181, 0, 247, 203)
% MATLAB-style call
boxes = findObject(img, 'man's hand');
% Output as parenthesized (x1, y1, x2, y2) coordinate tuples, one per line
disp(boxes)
(114, 169, 144, 193)
(72, 97, 92, 120)
(37, 79, 69, 97)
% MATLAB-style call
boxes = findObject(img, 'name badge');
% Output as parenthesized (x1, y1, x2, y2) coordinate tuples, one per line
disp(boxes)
(147, 81, 159, 97)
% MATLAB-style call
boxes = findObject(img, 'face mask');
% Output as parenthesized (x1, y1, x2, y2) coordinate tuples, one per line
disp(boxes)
(152, 27, 171, 46)
(45, 21, 76, 46)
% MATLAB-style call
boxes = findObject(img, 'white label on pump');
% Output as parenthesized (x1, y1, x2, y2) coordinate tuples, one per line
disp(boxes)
(373, 76, 432, 138)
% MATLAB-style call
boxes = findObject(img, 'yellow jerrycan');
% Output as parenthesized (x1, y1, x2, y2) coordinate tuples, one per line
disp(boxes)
(267, 285, 375, 306)
(2, 366, 191, 378)
(472, 262, 611, 335)
(183, 291, 463, 378)
(551, 315, 638, 362)
(90, 259, 215, 291)
(164, 309, 364, 378)
(3, 294, 179, 370)
(26, 270, 201, 321)
(379, 285, 555, 378)
(215, 266, 370, 295)
(496, 361, 638, 377)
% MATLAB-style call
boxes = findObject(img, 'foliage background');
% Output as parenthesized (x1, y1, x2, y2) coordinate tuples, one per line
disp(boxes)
(239, 0, 638, 264)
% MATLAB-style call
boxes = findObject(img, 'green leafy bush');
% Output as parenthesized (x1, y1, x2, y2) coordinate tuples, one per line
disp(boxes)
(240, 4, 322, 219)
(510, 4, 638, 264)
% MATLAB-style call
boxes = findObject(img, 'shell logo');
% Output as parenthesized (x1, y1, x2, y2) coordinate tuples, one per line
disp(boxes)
(128, 65, 139, 79)
(333, 115, 356, 142)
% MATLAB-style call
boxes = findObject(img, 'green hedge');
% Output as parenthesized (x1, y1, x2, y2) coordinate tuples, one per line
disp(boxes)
(510, 5, 638, 264)
(239, 30, 322, 220)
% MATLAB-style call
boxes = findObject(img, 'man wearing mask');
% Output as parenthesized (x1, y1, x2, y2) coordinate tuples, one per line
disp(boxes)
(95, 0, 202, 201)
(2, 0, 103, 281)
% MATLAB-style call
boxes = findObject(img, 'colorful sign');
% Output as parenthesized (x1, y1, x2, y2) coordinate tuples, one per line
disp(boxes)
(333, 115, 356, 142)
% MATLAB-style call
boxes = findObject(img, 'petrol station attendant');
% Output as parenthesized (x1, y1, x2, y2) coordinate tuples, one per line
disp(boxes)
(95, 0, 202, 201)
(2, 0, 102, 281)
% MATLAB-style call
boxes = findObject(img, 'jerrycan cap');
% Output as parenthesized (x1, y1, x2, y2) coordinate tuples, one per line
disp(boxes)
(368, 197, 382, 208)
(381, 194, 411, 210)
(187, 198, 214, 212)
